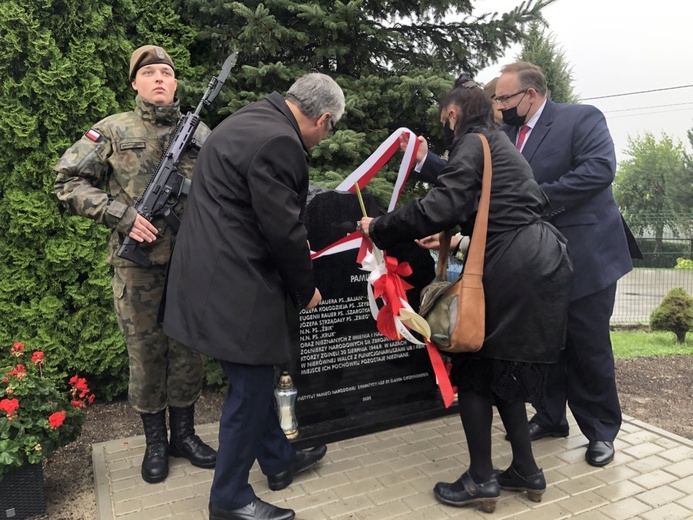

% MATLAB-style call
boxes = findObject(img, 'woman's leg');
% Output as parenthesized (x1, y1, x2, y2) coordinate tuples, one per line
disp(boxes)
(495, 396, 539, 476)
(458, 388, 494, 483)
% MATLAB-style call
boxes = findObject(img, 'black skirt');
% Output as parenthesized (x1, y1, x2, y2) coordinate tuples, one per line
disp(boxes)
(451, 356, 549, 407)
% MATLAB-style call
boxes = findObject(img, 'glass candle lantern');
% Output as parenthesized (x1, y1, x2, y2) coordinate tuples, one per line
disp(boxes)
(274, 371, 298, 439)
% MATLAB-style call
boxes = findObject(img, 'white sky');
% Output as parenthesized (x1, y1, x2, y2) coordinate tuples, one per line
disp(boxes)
(473, 0, 693, 164)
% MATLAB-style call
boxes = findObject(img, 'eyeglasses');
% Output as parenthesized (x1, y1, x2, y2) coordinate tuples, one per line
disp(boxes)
(495, 89, 527, 104)
(328, 118, 335, 132)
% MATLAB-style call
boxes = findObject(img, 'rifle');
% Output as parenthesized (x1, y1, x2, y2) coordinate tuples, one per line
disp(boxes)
(116, 52, 237, 267)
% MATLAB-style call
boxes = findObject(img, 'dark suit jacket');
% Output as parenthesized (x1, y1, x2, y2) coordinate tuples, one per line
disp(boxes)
(505, 100, 633, 300)
(162, 92, 316, 365)
(421, 100, 636, 301)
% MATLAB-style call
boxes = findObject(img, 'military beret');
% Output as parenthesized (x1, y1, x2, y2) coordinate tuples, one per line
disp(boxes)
(129, 45, 175, 81)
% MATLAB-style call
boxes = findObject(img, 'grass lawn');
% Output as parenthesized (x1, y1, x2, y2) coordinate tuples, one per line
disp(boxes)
(611, 330, 693, 358)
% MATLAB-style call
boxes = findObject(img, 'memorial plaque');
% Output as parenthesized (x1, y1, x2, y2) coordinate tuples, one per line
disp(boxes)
(290, 187, 457, 447)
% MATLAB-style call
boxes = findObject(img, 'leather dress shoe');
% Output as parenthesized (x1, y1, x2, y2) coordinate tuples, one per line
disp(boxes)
(209, 499, 295, 520)
(505, 421, 568, 442)
(497, 466, 546, 502)
(267, 445, 327, 491)
(528, 421, 569, 441)
(433, 471, 500, 513)
(586, 441, 615, 467)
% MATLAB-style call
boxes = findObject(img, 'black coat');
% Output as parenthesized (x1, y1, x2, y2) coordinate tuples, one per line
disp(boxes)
(370, 128, 573, 363)
(162, 93, 316, 365)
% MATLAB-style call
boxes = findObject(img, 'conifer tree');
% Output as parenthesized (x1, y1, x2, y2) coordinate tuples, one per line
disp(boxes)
(180, 0, 555, 203)
(517, 21, 578, 103)
(0, 0, 553, 398)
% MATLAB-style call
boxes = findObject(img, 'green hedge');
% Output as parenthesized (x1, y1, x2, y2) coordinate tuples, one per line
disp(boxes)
(634, 239, 692, 269)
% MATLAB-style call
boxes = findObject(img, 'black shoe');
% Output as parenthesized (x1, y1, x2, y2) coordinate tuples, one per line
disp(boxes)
(140, 410, 169, 483)
(209, 499, 295, 520)
(169, 404, 217, 468)
(433, 471, 500, 513)
(507, 421, 569, 441)
(267, 445, 327, 491)
(497, 466, 546, 502)
(586, 441, 615, 467)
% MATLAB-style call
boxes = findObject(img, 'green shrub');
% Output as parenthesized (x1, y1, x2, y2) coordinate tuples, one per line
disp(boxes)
(675, 257, 693, 270)
(649, 287, 693, 343)
(634, 239, 692, 268)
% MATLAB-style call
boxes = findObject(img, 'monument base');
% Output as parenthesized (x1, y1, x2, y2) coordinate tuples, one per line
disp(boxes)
(291, 399, 459, 449)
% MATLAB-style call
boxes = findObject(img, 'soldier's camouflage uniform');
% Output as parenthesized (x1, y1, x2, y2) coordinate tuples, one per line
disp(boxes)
(54, 95, 211, 414)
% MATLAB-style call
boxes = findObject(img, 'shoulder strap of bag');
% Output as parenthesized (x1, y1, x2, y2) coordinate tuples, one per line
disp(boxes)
(435, 133, 492, 280)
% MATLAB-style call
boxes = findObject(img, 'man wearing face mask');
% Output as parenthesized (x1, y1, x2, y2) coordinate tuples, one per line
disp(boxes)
(411, 62, 640, 467)
(493, 61, 640, 467)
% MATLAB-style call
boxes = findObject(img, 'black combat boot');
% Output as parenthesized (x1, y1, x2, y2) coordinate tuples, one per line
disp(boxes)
(169, 404, 217, 468)
(140, 410, 169, 483)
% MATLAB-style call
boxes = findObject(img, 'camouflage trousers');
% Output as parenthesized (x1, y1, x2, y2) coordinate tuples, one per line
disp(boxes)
(112, 266, 203, 414)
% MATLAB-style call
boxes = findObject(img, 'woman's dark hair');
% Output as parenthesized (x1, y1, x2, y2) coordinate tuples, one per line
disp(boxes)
(439, 73, 495, 133)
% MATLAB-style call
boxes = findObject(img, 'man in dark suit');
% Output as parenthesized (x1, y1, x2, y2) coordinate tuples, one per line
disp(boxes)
(416, 64, 638, 467)
(163, 73, 345, 520)
(493, 62, 633, 467)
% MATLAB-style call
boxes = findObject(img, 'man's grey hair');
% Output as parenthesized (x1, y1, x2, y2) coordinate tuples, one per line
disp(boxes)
(286, 73, 345, 123)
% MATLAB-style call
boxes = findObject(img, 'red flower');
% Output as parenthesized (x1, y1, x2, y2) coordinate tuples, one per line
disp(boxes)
(69, 376, 91, 398)
(10, 342, 24, 356)
(48, 411, 66, 429)
(0, 398, 20, 416)
(8, 365, 27, 380)
(31, 351, 45, 364)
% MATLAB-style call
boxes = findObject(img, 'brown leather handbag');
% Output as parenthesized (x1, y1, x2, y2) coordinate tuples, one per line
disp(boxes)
(419, 133, 492, 353)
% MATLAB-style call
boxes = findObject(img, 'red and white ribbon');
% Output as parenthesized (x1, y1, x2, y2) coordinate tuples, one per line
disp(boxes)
(308, 127, 455, 408)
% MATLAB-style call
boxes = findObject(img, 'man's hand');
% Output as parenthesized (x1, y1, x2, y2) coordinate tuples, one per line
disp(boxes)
(128, 214, 159, 243)
(399, 132, 428, 163)
(306, 288, 322, 310)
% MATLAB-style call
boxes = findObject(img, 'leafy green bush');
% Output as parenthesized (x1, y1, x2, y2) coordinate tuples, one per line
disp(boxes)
(650, 287, 693, 343)
(633, 239, 691, 268)
(675, 257, 693, 270)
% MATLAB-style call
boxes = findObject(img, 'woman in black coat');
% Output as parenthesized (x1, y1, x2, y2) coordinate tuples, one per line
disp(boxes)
(359, 78, 572, 513)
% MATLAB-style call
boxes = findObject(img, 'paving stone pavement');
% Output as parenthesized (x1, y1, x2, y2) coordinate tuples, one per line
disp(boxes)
(92, 411, 693, 520)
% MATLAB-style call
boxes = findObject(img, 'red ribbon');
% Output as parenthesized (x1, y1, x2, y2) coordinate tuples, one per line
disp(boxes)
(425, 339, 456, 408)
(372, 254, 413, 316)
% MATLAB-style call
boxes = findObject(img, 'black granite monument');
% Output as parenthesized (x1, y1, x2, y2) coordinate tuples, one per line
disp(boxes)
(289, 187, 457, 448)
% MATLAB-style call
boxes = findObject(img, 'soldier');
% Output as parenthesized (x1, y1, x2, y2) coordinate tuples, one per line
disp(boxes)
(54, 45, 216, 483)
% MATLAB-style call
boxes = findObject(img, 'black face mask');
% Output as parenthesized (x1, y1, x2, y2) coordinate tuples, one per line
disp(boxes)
(501, 92, 531, 126)
(443, 121, 455, 150)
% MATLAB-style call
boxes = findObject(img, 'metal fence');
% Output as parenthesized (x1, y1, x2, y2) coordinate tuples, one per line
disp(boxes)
(612, 233, 693, 325)
(613, 267, 693, 325)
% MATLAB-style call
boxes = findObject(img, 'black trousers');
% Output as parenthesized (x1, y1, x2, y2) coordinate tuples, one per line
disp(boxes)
(533, 283, 622, 441)
(210, 362, 295, 510)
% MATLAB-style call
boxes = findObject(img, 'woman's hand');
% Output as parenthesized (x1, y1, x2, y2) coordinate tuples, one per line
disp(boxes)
(357, 217, 373, 239)
(415, 234, 442, 250)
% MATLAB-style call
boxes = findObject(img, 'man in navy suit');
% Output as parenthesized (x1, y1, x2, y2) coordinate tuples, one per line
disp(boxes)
(416, 64, 638, 467)
(493, 62, 634, 466)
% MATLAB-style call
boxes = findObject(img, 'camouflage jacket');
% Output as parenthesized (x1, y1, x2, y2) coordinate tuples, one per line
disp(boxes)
(54, 95, 211, 266)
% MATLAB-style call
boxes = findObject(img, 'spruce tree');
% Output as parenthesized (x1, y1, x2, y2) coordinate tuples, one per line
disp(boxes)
(0, 0, 553, 399)
(180, 0, 555, 203)
(517, 22, 578, 103)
